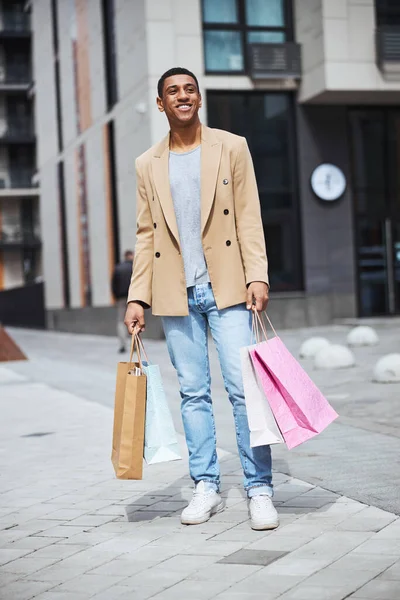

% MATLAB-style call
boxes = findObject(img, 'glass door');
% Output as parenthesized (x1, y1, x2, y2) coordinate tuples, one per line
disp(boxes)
(350, 109, 400, 316)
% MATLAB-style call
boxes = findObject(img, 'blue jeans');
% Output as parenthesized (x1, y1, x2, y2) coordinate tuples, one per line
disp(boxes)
(162, 283, 273, 498)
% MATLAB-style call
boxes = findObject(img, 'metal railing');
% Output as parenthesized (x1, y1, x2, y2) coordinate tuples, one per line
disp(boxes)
(0, 64, 32, 84)
(248, 42, 302, 79)
(376, 26, 400, 74)
(0, 117, 34, 139)
(1, 11, 31, 32)
(0, 227, 41, 247)
(0, 169, 36, 189)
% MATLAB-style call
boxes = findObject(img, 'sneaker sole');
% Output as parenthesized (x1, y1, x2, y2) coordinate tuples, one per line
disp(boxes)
(181, 500, 225, 525)
(250, 519, 279, 531)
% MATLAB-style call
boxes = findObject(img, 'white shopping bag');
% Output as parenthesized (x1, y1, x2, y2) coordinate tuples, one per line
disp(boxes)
(240, 345, 284, 447)
(142, 361, 181, 464)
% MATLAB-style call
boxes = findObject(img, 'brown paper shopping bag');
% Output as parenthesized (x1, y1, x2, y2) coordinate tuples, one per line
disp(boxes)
(111, 334, 147, 479)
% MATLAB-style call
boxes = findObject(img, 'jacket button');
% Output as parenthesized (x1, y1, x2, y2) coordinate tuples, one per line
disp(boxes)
(153, 223, 157, 229)
(155, 252, 160, 258)
(226, 240, 231, 247)
(224, 209, 229, 215)
(223, 179, 229, 185)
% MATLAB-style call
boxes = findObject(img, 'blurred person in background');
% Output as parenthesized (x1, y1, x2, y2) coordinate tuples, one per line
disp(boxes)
(111, 250, 134, 353)
(124, 67, 277, 531)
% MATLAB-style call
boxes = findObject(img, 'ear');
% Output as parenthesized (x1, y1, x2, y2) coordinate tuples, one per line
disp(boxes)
(198, 92, 202, 109)
(156, 96, 164, 113)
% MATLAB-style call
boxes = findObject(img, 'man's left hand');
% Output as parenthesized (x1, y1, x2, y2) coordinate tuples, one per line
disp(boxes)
(246, 281, 269, 312)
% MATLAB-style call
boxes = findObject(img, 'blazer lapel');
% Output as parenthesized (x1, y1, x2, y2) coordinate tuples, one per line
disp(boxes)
(152, 134, 180, 247)
(201, 125, 222, 234)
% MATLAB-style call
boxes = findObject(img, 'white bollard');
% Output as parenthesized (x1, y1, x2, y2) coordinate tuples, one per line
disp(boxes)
(373, 354, 400, 383)
(314, 344, 355, 370)
(347, 326, 379, 347)
(299, 337, 330, 359)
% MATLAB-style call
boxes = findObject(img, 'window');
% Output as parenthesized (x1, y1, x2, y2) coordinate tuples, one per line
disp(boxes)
(202, 0, 292, 74)
(207, 91, 302, 291)
(375, 0, 400, 26)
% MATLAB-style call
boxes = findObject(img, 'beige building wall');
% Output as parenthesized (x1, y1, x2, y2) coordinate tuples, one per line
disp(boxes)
(296, 0, 400, 103)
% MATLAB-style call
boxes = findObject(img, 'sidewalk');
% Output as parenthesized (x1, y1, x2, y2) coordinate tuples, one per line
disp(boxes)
(1, 363, 400, 599)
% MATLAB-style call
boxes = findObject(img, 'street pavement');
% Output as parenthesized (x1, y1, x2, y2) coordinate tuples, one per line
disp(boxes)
(0, 321, 399, 599)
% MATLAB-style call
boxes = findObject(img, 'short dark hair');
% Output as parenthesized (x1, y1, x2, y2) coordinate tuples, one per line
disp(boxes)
(157, 67, 200, 98)
(124, 250, 133, 260)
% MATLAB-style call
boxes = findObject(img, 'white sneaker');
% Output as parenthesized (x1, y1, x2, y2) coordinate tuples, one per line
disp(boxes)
(181, 481, 224, 525)
(249, 494, 279, 530)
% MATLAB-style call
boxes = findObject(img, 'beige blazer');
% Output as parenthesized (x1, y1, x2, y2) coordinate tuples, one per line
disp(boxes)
(127, 125, 269, 316)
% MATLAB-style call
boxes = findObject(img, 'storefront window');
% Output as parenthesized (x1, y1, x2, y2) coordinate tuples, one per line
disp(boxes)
(207, 92, 302, 291)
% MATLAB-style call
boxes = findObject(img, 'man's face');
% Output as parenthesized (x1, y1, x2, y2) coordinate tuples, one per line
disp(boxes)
(157, 74, 202, 126)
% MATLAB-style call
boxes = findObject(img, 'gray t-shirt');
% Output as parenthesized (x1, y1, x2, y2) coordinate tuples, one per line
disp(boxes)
(169, 146, 210, 288)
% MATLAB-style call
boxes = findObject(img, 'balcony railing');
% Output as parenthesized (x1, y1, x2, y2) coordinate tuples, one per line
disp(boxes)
(0, 227, 41, 249)
(0, 64, 32, 85)
(376, 26, 400, 78)
(0, 169, 36, 189)
(248, 42, 302, 80)
(0, 117, 34, 141)
(1, 11, 31, 33)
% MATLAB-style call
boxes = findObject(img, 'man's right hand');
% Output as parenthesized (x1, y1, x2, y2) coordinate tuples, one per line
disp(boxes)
(124, 302, 145, 334)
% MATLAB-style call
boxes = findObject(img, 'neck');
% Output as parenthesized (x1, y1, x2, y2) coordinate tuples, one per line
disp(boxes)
(169, 120, 202, 152)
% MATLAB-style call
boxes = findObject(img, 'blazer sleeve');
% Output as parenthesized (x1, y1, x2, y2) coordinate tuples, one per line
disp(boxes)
(233, 137, 269, 287)
(127, 160, 154, 307)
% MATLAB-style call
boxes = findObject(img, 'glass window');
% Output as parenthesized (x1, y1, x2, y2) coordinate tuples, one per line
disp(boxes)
(202, 0, 238, 24)
(245, 0, 284, 27)
(207, 91, 302, 291)
(247, 31, 285, 44)
(202, 0, 291, 74)
(204, 31, 243, 72)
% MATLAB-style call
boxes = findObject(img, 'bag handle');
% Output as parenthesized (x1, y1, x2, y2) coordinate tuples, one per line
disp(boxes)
(136, 334, 150, 365)
(252, 310, 278, 343)
(128, 333, 143, 371)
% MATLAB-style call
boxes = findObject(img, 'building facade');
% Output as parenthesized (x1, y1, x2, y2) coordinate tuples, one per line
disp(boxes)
(0, 0, 41, 326)
(32, 0, 400, 336)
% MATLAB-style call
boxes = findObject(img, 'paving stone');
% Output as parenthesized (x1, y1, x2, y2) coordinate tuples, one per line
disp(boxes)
(186, 541, 247, 556)
(218, 549, 286, 566)
(356, 538, 400, 555)
(27, 544, 88, 560)
(188, 563, 262, 582)
(303, 567, 375, 588)
(149, 579, 232, 600)
(247, 535, 312, 553)
(262, 557, 331, 577)
(288, 531, 373, 562)
(53, 573, 127, 595)
(0, 556, 61, 575)
(351, 579, 400, 599)
(279, 586, 355, 600)
(330, 552, 398, 572)
(0, 548, 34, 566)
(158, 554, 218, 573)
(378, 559, 400, 580)
(23, 565, 89, 583)
(232, 573, 303, 595)
(214, 593, 280, 600)
(34, 592, 91, 600)
(0, 579, 57, 600)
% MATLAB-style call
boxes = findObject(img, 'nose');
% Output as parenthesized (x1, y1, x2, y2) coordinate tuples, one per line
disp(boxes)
(177, 87, 189, 101)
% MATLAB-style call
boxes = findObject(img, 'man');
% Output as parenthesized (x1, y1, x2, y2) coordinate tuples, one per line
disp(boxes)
(124, 67, 278, 531)
(111, 250, 134, 353)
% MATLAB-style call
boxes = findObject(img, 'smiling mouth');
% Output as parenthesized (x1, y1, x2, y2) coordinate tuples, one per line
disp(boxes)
(176, 104, 192, 111)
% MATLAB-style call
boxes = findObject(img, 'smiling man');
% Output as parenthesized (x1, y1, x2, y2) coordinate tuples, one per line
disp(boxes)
(124, 67, 278, 531)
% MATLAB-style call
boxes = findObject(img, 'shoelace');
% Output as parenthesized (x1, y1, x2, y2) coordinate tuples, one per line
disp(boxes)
(251, 495, 271, 510)
(189, 489, 213, 509)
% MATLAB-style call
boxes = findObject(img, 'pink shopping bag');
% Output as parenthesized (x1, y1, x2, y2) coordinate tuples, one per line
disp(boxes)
(249, 315, 338, 450)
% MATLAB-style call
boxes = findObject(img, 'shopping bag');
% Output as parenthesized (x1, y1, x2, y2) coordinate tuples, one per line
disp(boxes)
(250, 313, 338, 450)
(240, 344, 284, 447)
(138, 337, 181, 464)
(111, 334, 147, 479)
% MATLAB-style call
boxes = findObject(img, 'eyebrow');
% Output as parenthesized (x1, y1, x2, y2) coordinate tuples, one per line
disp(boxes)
(165, 82, 196, 92)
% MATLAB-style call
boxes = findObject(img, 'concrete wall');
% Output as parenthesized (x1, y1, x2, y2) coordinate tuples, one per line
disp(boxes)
(296, 104, 357, 319)
(296, 0, 400, 103)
